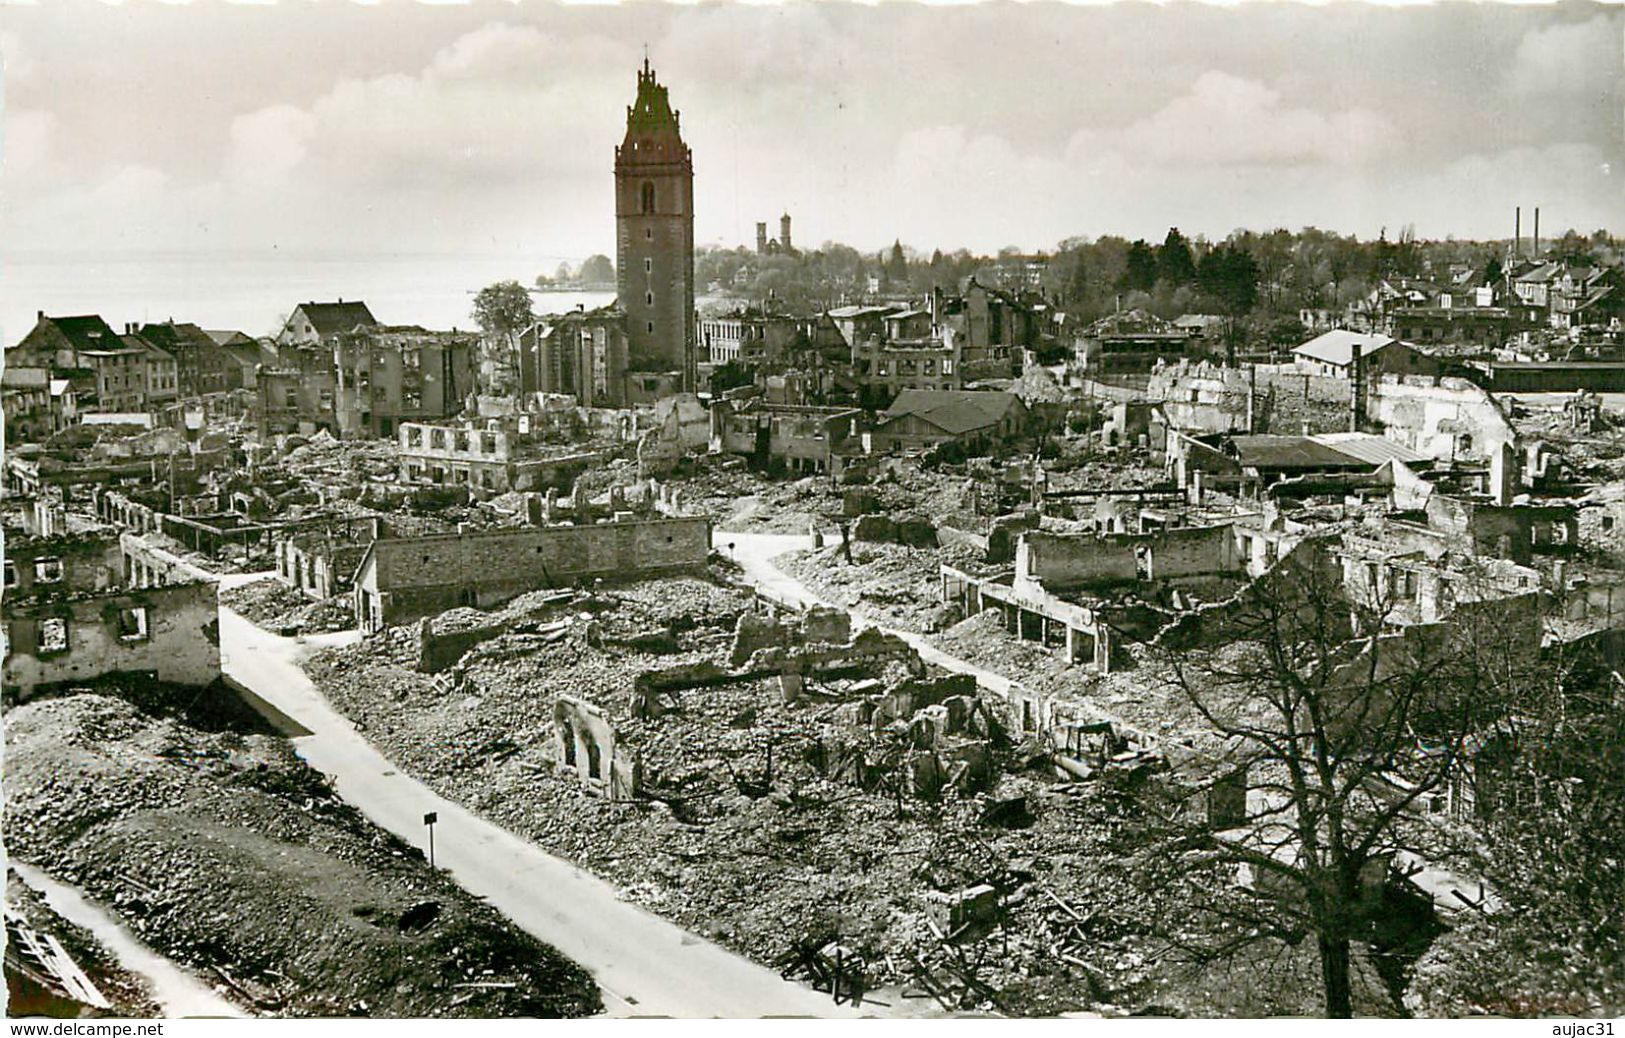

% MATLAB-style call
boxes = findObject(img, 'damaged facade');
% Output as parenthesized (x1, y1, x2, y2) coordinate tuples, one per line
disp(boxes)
(2, 531, 220, 699)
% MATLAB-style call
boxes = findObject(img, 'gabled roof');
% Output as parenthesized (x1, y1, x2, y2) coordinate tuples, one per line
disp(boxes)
(1293, 329, 1396, 367)
(1516, 262, 1563, 283)
(122, 334, 175, 362)
(292, 300, 378, 336)
(880, 389, 1023, 435)
(137, 320, 218, 352)
(1225, 435, 1370, 471)
(219, 341, 264, 368)
(34, 314, 122, 353)
(204, 328, 255, 347)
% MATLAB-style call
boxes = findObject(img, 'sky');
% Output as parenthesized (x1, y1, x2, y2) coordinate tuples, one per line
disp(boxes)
(1, 1, 1621, 332)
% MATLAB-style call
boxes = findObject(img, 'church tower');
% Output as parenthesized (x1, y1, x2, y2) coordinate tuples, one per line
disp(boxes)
(615, 58, 695, 389)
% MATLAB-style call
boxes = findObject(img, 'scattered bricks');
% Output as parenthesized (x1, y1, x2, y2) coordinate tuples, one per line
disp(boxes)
(416, 617, 510, 675)
(894, 516, 939, 548)
(800, 606, 852, 646)
(947, 742, 995, 795)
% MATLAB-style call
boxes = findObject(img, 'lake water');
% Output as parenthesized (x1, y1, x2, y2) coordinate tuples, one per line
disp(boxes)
(2, 251, 617, 343)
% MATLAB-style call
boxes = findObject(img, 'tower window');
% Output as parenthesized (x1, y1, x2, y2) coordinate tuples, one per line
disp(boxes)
(640, 181, 656, 214)
(646, 291, 654, 306)
(644, 258, 652, 273)
(645, 228, 652, 240)
(647, 322, 654, 333)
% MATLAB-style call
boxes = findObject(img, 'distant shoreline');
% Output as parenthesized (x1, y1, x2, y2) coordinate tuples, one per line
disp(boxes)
(534, 284, 617, 293)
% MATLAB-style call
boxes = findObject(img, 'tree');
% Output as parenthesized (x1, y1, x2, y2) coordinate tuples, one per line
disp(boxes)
(578, 254, 615, 285)
(1120, 239, 1158, 294)
(1198, 245, 1260, 316)
(1482, 256, 1503, 289)
(1129, 544, 1534, 1017)
(886, 239, 909, 287)
(1159, 227, 1197, 286)
(1407, 638, 1625, 1016)
(471, 280, 536, 397)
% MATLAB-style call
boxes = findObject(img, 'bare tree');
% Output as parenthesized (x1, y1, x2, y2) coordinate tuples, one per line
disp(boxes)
(1129, 542, 1535, 1017)
(1408, 633, 1625, 1016)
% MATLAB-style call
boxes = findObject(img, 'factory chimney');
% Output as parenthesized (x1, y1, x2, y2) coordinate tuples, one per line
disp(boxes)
(1514, 207, 1522, 259)
(1534, 207, 1541, 259)
(1350, 342, 1365, 433)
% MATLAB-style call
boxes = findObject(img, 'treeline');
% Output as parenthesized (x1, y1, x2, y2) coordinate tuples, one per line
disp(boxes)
(696, 225, 1620, 324)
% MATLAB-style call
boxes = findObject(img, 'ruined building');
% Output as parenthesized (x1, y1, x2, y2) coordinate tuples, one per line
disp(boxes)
(2, 531, 220, 699)
(615, 59, 696, 392)
(352, 515, 713, 633)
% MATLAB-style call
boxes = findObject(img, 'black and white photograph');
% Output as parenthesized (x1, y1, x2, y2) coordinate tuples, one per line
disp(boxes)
(1, 0, 1621, 1027)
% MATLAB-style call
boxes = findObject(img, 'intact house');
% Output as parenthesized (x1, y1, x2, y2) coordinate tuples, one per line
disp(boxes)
(869, 389, 1029, 453)
(9, 313, 149, 413)
(1292, 330, 1440, 380)
(2, 532, 220, 699)
(136, 320, 242, 398)
(353, 515, 712, 633)
(276, 299, 379, 348)
(206, 329, 268, 390)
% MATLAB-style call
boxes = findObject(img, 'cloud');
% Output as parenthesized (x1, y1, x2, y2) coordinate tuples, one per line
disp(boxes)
(222, 22, 633, 195)
(1507, 13, 1624, 99)
(1074, 72, 1396, 168)
(227, 104, 317, 186)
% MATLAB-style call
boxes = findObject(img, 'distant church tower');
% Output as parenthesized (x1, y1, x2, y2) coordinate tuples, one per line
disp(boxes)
(615, 58, 695, 388)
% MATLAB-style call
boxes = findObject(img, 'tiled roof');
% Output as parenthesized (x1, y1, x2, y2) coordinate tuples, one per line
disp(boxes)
(294, 300, 378, 336)
(880, 389, 1022, 435)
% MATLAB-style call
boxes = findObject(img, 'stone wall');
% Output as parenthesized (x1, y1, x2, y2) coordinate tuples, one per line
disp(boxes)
(359, 516, 711, 630)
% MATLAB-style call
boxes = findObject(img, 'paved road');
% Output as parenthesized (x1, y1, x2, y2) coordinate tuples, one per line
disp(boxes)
(217, 606, 859, 1018)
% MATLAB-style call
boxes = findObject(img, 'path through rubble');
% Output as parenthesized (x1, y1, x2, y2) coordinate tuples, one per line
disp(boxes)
(723, 530, 1093, 718)
(216, 605, 862, 1019)
(12, 864, 244, 1018)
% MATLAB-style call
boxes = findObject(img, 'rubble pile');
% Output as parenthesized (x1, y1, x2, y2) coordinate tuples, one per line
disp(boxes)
(781, 542, 983, 633)
(221, 578, 356, 635)
(295, 582, 1255, 1016)
(5, 690, 600, 1019)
